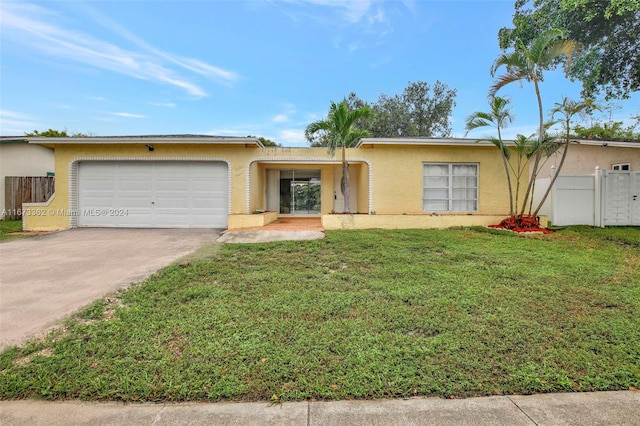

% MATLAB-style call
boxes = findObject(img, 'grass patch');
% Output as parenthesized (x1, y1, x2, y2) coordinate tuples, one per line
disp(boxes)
(0, 220, 27, 242)
(1, 227, 638, 401)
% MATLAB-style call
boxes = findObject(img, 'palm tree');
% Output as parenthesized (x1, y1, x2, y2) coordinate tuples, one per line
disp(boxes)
(465, 96, 515, 214)
(490, 28, 577, 218)
(305, 100, 373, 213)
(532, 97, 597, 217)
(511, 133, 538, 210)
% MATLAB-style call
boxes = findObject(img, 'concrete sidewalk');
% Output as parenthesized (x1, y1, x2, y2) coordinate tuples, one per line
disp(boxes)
(1, 391, 638, 425)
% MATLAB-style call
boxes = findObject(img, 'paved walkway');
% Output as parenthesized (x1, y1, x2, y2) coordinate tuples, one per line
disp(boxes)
(218, 218, 325, 243)
(1, 391, 638, 425)
(223, 217, 325, 232)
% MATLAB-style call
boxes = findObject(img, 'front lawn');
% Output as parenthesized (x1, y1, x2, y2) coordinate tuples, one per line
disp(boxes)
(1, 227, 638, 401)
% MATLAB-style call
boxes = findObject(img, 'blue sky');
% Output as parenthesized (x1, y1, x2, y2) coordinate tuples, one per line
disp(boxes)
(1, 0, 638, 146)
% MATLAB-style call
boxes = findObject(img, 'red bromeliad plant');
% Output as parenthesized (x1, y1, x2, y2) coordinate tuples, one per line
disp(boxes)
(489, 215, 553, 233)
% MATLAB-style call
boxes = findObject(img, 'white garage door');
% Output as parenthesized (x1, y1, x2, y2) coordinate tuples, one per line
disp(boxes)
(78, 161, 228, 228)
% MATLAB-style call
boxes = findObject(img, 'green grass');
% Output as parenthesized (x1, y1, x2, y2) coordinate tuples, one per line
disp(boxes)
(1, 227, 638, 402)
(0, 220, 28, 242)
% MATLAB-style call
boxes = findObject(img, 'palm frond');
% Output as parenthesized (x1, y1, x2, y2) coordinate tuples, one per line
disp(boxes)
(528, 28, 565, 61)
(489, 70, 528, 97)
(305, 100, 372, 155)
(465, 113, 494, 133)
(541, 39, 578, 67)
(490, 96, 514, 127)
(489, 136, 511, 159)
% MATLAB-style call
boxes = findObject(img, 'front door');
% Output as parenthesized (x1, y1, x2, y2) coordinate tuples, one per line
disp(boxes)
(267, 169, 321, 215)
(333, 166, 357, 213)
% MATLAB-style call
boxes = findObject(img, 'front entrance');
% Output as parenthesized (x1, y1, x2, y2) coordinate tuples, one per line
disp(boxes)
(267, 169, 321, 215)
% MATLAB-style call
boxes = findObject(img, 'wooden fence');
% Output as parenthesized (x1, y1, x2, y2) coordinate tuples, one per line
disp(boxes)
(4, 176, 55, 220)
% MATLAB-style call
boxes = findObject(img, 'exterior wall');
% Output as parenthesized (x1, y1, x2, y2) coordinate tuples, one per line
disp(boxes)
(249, 161, 261, 213)
(0, 143, 54, 219)
(323, 214, 548, 230)
(22, 142, 515, 230)
(535, 144, 640, 176)
(357, 162, 369, 213)
(360, 144, 510, 215)
(228, 211, 278, 229)
(324, 166, 336, 213)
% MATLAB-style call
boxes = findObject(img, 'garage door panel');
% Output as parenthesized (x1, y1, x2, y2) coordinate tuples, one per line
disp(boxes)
(193, 198, 219, 208)
(119, 197, 152, 208)
(119, 179, 153, 190)
(78, 161, 228, 228)
(82, 197, 116, 208)
(84, 179, 117, 191)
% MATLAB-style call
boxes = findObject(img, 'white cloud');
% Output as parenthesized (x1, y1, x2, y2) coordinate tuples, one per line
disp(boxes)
(494, 125, 540, 141)
(0, 110, 32, 120)
(348, 41, 365, 53)
(150, 102, 176, 108)
(0, 110, 38, 134)
(0, 2, 239, 98)
(205, 127, 254, 136)
(79, 5, 239, 86)
(275, 0, 389, 29)
(111, 112, 146, 118)
(272, 114, 289, 123)
(292, 0, 374, 23)
(279, 129, 306, 144)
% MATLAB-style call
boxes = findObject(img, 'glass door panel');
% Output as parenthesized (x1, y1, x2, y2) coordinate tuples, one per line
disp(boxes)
(291, 180, 321, 214)
(271, 169, 321, 215)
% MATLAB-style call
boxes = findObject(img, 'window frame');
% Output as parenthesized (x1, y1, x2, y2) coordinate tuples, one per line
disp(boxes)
(612, 163, 630, 171)
(422, 162, 479, 213)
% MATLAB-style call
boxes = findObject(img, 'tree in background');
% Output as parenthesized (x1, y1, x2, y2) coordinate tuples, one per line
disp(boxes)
(305, 100, 372, 213)
(25, 129, 69, 137)
(306, 81, 456, 147)
(465, 96, 515, 214)
(499, 0, 640, 100)
(25, 129, 93, 137)
(573, 117, 640, 141)
(490, 28, 577, 223)
(371, 81, 457, 138)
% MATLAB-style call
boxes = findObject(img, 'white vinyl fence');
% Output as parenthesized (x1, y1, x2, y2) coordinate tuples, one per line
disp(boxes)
(535, 168, 640, 227)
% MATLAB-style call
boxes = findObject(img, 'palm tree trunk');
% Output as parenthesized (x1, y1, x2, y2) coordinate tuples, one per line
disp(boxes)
(519, 79, 544, 217)
(498, 128, 514, 215)
(533, 120, 571, 217)
(341, 143, 350, 213)
(514, 156, 523, 210)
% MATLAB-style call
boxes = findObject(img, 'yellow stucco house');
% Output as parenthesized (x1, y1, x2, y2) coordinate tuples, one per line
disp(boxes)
(8, 135, 522, 231)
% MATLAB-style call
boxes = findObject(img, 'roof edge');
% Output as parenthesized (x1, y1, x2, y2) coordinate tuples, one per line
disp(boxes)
(356, 137, 640, 148)
(0, 136, 262, 147)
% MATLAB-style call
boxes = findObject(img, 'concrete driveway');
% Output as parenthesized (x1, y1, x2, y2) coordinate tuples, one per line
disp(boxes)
(0, 228, 220, 350)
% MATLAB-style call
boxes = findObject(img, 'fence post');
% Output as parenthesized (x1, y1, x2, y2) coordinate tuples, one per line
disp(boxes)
(594, 166, 604, 227)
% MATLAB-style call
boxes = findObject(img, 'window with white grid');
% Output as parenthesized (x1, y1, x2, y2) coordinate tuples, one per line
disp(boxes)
(612, 163, 630, 171)
(423, 163, 478, 212)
